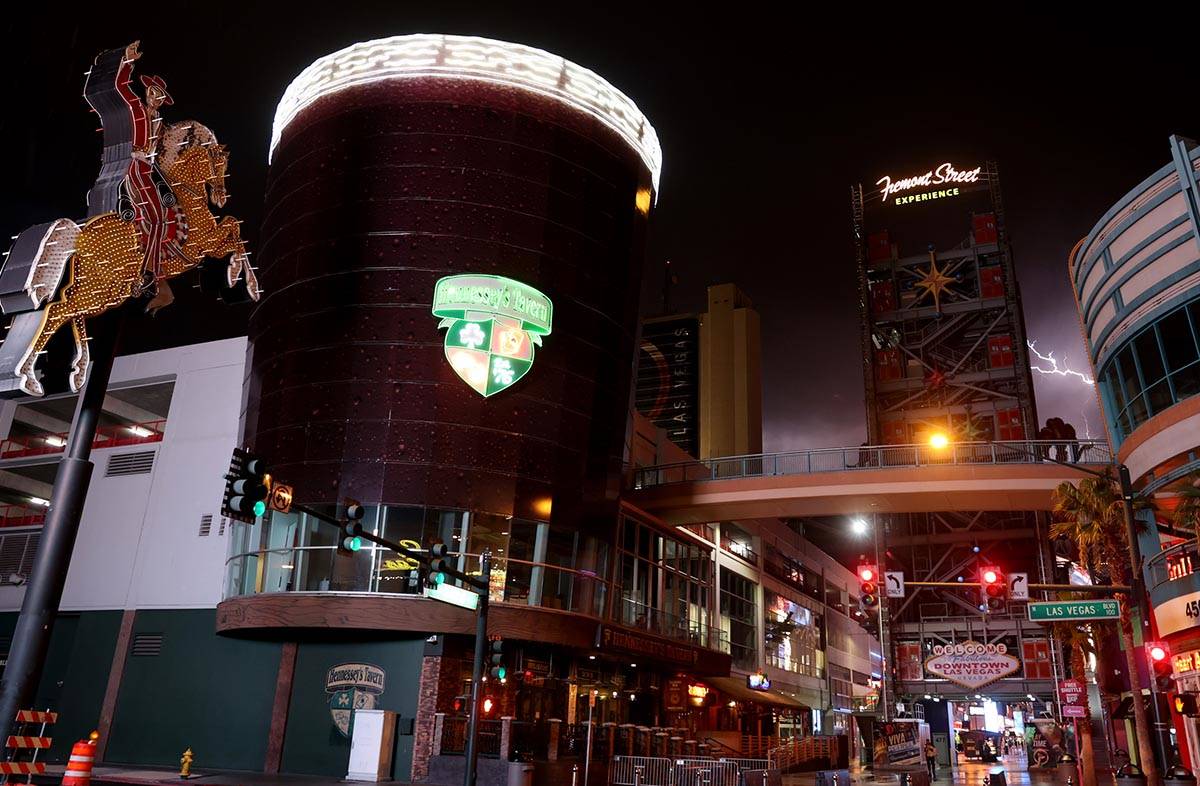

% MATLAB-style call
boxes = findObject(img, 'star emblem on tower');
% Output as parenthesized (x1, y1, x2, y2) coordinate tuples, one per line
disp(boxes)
(915, 250, 956, 312)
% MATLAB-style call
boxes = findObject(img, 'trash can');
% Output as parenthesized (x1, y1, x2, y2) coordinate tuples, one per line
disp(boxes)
(1164, 764, 1197, 786)
(987, 772, 1007, 786)
(507, 760, 534, 786)
(1115, 763, 1147, 786)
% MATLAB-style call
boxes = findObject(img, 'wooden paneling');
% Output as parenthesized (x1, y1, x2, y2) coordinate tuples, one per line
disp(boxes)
(215, 595, 731, 675)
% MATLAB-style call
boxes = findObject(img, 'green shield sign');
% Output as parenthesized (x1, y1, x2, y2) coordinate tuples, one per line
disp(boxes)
(432, 275, 553, 397)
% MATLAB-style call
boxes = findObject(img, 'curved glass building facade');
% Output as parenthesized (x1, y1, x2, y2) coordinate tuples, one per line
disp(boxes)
(1070, 136, 1200, 448)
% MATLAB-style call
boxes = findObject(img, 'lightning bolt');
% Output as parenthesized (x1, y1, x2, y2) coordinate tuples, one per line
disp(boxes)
(1027, 341, 1094, 386)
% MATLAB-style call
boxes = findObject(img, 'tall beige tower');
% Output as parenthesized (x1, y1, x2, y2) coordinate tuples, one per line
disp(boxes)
(699, 284, 763, 459)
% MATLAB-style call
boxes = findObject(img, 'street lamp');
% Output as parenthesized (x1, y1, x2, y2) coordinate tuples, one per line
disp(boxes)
(926, 432, 1170, 772)
(851, 517, 869, 535)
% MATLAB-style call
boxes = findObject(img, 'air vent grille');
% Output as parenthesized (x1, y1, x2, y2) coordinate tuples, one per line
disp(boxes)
(198, 515, 213, 537)
(218, 516, 228, 536)
(131, 633, 164, 657)
(106, 450, 156, 477)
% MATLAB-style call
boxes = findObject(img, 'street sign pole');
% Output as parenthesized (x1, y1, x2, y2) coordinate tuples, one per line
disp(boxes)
(463, 551, 491, 786)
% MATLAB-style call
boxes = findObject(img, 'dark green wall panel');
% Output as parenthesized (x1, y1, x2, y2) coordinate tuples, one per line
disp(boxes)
(281, 638, 424, 777)
(0, 611, 123, 763)
(106, 609, 280, 770)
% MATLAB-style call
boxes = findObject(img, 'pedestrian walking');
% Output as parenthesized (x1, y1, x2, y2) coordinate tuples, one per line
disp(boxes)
(925, 739, 937, 779)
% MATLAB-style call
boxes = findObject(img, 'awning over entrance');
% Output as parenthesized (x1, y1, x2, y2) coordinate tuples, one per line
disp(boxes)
(704, 676, 809, 710)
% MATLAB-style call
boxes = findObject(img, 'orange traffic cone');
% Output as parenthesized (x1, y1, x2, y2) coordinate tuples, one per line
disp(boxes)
(62, 731, 97, 785)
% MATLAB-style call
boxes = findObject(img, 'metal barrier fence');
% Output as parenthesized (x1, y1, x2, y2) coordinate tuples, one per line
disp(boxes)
(632, 439, 1113, 488)
(610, 756, 770, 786)
(610, 756, 674, 785)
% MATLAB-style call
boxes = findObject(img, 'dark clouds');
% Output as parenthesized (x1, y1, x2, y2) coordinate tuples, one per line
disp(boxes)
(0, 4, 1190, 448)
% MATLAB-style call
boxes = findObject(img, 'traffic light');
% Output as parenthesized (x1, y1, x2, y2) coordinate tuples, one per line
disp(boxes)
(1173, 693, 1199, 717)
(452, 695, 467, 714)
(482, 696, 495, 715)
(980, 566, 1005, 611)
(222, 448, 270, 523)
(1147, 641, 1172, 684)
(337, 520, 364, 557)
(427, 543, 451, 588)
(858, 562, 879, 611)
(489, 639, 507, 681)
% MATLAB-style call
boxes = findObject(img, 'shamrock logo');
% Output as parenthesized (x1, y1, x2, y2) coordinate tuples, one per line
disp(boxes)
(459, 322, 486, 349)
(432, 275, 553, 397)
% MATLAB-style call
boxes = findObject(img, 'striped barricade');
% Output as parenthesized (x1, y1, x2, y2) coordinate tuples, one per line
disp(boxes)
(0, 709, 59, 782)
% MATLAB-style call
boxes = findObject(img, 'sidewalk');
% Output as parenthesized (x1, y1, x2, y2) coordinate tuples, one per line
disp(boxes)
(784, 755, 1079, 786)
(36, 764, 410, 786)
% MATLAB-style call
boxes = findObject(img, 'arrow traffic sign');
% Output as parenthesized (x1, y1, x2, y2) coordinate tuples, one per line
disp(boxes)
(1027, 600, 1119, 621)
(1008, 572, 1029, 601)
(884, 571, 905, 598)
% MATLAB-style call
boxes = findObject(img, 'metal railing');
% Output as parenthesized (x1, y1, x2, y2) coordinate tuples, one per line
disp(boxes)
(610, 756, 769, 786)
(226, 546, 609, 619)
(632, 439, 1113, 488)
(616, 597, 717, 649)
(0, 418, 165, 460)
(0, 505, 46, 528)
(440, 715, 467, 754)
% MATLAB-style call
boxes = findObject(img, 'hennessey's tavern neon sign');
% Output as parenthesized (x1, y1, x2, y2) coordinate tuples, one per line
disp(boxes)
(876, 162, 982, 206)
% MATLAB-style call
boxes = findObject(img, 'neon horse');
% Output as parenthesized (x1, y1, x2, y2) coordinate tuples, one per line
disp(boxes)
(12, 121, 259, 396)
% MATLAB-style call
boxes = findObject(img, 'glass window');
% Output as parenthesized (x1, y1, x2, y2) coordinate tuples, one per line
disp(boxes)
(1160, 308, 1199, 373)
(764, 591, 822, 678)
(1116, 347, 1141, 403)
(720, 569, 757, 669)
(616, 514, 713, 647)
(1134, 329, 1166, 384)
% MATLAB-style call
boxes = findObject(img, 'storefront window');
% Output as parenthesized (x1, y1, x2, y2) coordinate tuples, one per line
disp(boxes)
(764, 591, 822, 677)
(720, 569, 757, 669)
(616, 513, 713, 646)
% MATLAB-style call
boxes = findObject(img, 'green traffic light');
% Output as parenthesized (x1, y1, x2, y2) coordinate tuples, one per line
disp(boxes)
(253, 500, 266, 517)
(343, 535, 362, 552)
(433, 572, 446, 585)
(496, 666, 507, 680)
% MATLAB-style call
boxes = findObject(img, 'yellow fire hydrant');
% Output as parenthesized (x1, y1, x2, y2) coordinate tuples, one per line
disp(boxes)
(179, 748, 194, 779)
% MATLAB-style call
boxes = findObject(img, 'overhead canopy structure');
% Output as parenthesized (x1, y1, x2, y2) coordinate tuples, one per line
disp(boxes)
(704, 676, 808, 710)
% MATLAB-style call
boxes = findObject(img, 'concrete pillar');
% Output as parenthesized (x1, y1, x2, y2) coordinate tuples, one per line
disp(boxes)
(684, 739, 697, 756)
(547, 718, 561, 762)
(500, 716, 514, 761)
(637, 726, 651, 756)
(670, 736, 682, 755)
(432, 712, 445, 757)
(619, 723, 636, 756)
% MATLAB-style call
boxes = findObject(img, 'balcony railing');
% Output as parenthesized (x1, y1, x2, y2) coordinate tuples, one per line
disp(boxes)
(0, 419, 165, 461)
(632, 439, 1114, 488)
(0, 505, 46, 529)
(615, 596, 717, 649)
(226, 545, 610, 619)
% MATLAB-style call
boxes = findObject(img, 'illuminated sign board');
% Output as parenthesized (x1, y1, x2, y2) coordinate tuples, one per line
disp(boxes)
(876, 162, 982, 206)
(1175, 650, 1200, 676)
(1169, 550, 1196, 581)
(924, 640, 1020, 689)
(747, 672, 771, 691)
(432, 275, 553, 397)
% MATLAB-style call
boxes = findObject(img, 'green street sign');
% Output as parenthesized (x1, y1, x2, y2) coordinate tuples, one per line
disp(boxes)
(1027, 600, 1120, 621)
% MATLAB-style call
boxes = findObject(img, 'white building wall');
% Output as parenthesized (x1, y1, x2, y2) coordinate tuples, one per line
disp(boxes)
(0, 337, 246, 614)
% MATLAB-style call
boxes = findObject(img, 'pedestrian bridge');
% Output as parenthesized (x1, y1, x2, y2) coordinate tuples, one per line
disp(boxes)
(626, 440, 1114, 524)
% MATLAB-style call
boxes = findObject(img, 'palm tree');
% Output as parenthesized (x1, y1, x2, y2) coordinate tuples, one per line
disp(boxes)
(1171, 471, 1200, 538)
(1049, 617, 1109, 786)
(1052, 474, 1159, 785)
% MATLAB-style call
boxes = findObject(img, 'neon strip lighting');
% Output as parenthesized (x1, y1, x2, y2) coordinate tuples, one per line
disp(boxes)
(271, 34, 662, 195)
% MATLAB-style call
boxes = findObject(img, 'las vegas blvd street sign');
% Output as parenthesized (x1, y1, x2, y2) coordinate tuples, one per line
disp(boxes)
(1027, 600, 1119, 621)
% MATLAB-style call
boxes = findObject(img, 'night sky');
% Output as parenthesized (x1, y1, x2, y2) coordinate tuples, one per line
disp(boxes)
(1, 4, 1195, 450)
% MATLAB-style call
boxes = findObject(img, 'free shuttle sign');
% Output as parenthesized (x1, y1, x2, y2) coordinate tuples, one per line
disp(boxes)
(924, 641, 1020, 689)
